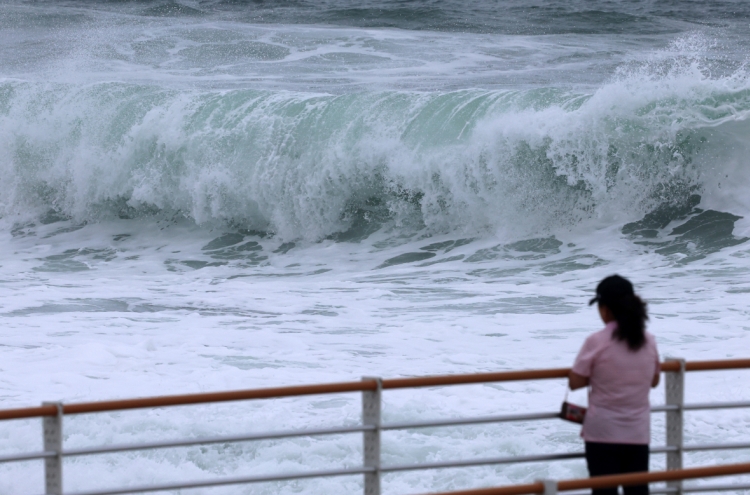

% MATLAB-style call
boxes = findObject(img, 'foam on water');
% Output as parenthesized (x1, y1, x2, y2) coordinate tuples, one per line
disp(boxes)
(2, 217, 750, 494)
(2, 38, 750, 242)
(1, 2, 750, 494)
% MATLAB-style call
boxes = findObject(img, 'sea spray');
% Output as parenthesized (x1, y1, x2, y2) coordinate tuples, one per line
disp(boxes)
(2, 58, 750, 241)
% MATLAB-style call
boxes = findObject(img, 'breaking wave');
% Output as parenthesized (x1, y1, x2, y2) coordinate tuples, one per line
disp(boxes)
(1, 42, 749, 242)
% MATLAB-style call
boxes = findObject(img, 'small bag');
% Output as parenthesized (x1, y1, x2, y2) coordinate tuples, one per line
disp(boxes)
(559, 390, 587, 424)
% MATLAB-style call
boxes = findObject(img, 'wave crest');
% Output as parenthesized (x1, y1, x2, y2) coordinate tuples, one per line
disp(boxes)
(1, 46, 749, 241)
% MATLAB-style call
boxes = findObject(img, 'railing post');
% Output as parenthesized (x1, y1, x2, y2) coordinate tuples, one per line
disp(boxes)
(665, 358, 685, 495)
(536, 479, 557, 495)
(43, 402, 63, 495)
(362, 377, 382, 495)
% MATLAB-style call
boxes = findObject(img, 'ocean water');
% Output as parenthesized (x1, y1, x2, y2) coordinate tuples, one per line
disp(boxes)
(1, 1, 750, 493)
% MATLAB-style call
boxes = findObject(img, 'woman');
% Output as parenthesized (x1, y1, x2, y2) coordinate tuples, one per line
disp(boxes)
(569, 275, 660, 495)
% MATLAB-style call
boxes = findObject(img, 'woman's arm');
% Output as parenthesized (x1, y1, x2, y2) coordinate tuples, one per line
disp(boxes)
(568, 371, 589, 390)
(651, 372, 660, 388)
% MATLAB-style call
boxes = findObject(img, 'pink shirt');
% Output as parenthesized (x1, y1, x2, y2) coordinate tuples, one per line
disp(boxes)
(572, 322, 660, 444)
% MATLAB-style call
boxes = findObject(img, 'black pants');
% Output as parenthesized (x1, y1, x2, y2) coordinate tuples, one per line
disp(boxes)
(585, 442, 649, 495)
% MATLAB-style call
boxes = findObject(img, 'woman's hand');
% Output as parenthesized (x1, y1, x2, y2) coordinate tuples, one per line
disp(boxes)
(568, 371, 589, 390)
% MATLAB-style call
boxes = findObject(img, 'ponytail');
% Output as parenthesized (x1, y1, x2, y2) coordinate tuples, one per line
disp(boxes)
(590, 275, 649, 351)
(609, 294, 648, 351)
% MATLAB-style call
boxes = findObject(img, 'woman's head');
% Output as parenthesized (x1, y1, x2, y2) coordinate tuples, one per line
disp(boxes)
(589, 275, 649, 350)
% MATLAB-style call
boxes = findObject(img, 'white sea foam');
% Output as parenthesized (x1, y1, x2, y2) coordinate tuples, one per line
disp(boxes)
(1, 217, 750, 494)
(1, 52, 749, 242)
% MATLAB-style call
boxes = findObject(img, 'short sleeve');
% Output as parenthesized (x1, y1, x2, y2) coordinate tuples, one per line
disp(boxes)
(651, 334, 660, 373)
(572, 334, 599, 377)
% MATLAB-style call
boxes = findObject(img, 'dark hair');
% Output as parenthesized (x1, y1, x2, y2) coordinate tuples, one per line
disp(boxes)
(589, 275, 649, 351)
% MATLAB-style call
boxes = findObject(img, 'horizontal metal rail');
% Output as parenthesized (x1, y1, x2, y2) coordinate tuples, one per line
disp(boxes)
(671, 359, 750, 372)
(382, 368, 569, 390)
(612, 484, 750, 495)
(378, 399, 749, 431)
(1, 412, 748, 466)
(382, 412, 560, 431)
(381, 403, 682, 431)
(63, 424, 374, 457)
(382, 452, 585, 473)
(7, 440, 748, 471)
(554, 483, 750, 495)
(0, 445, 677, 467)
(684, 400, 750, 411)
(649, 446, 678, 454)
(427, 460, 750, 495)
(683, 441, 750, 452)
(56, 453, 750, 495)
(493, 481, 750, 495)
(682, 482, 750, 492)
(0, 450, 55, 463)
(1, 358, 748, 421)
(650, 404, 679, 412)
(65, 466, 374, 495)
(561, 461, 750, 493)
(380, 399, 750, 433)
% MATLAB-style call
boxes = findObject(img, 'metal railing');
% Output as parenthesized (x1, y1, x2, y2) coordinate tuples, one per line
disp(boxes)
(0, 358, 749, 495)
(429, 461, 750, 495)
